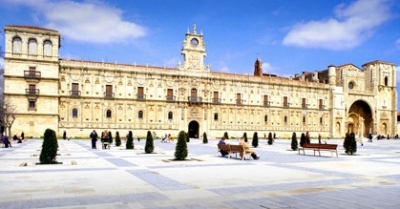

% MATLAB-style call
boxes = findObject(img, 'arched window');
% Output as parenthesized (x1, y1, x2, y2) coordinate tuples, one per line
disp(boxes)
(168, 111, 173, 120)
(264, 115, 268, 122)
(138, 110, 143, 119)
(284, 116, 287, 123)
(43, 40, 52, 56)
(384, 76, 389, 86)
(72, 108, 78, 118)
(214, 113, 218, 121)
(28, 38, 37, 55)
(12, 37, 22, 53)
(303, 116, 306, 124)
(106, 109, 112, 118)
(320, 117, 323, 124)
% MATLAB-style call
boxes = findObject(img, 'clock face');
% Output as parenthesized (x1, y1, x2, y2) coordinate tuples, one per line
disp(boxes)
(190, 38, 199, 47)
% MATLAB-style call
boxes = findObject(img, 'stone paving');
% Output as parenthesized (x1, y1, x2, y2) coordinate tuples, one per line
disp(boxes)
(1, 137, 400, 209)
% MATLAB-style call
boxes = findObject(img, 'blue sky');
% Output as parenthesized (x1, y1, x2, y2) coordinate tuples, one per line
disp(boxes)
(0, 0, 399, 84)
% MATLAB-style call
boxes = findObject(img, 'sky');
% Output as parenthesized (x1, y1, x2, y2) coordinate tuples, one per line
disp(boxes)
(0, 0, 399, 96)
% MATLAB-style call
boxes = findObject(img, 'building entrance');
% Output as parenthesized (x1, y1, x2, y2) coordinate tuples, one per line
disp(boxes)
(188, 121, 199, 138)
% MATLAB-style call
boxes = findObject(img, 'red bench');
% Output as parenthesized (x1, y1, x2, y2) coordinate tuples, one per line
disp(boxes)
(298, 143, 338, 157)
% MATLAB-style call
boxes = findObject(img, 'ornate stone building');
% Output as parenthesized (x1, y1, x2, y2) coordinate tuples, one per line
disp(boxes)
(3, 25, 397, 139)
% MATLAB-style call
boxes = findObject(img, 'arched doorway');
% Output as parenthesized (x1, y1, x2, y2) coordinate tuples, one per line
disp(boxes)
(188, 120, 199, 138)
(347, 100, 373, 137)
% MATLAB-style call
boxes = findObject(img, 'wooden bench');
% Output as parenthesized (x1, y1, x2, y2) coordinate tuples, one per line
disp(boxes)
(217, 144, 251, 160)
(298, 143, 338, 157)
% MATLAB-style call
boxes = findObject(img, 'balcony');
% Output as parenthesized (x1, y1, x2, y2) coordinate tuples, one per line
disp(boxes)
(70, 90, 81, 97)
(137, 94, 146, 100)
(236, 99, 245, 105)
(166, 95, 175, 101)
(263, 101, 271, 106)
(212, 98, 221, 104)
(104, 92, 114, 99)
(24, 70, 41, 80)
(25, 89, 40, 96)
(188, 96, 203, 103)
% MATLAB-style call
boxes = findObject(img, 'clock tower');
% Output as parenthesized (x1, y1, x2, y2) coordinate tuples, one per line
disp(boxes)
(181, 25, 208, 72)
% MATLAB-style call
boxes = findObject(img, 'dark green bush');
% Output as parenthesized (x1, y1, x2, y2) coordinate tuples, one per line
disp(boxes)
(126, 131, 134, 149)
(39, 129, 58, 164)
(115, 131, 121, 147)
(203, 132, 208, 144)
(145, 130, 154, 153)
(252, 132, 259, 148)
(109, 131, 113, 144)
(268, 132, 273, 145)
(175, 131, 188, 160)
(186, 132, 190, 143)
(224, 132, 229, 140)
(344, 132, 357, 155)
(291, 132, 298, 151)
(243, 132, 248, 142)
(300, 133, 306, 147)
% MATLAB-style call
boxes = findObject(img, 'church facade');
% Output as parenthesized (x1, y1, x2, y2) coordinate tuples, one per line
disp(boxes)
(2, 25, 398, 139)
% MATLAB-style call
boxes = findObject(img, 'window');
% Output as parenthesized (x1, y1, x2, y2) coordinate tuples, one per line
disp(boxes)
(28, 99, 36, 109)
(190, 88, 198, 102)
(236, 93, 242, 104)
(284, 116, 287, 123)
(214, 113, 218, 121)
(348, 82, 354, 89)
(263, 95, 269, 106)
(72, 108, 78, 117)
(106, 110, 112, 118)
(384, 76, 389, 86)
(302, 98, 307, 108)
(319, 99, 324, 109)
(43, 40, 52, 56)
(168, 111, 173, 120)
(28, 84, 36, 95)
(320, 117, 323, 124)
(28, 38, 37, 55)
(167, 89, 174, 100)
(138, 110, 143, 119)
(213, 91, 220, 103)
(283, 96, 288, 107)
(71, 83, 79, 96)
(264, 115, 268, 122)
(12, 37, 22, 53)
(303, 116, 306, 124)
(137, 87, 145, 99)
(105, 85, 113, 97)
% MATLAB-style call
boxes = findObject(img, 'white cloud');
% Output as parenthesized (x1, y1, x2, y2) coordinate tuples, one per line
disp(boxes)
(3, 0, 146, 44)
(283, 0, 391, 50)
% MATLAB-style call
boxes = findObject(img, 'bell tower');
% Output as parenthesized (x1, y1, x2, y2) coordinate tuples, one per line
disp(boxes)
(181, 25, 208, 72)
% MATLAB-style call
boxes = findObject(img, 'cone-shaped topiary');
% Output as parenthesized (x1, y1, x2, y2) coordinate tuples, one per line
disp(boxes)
(344, 132, 357, 155)
(175, 131, 188, 160)
(109, 131, 113, 144)
(39, 129, 59, 164)
(252, 132, 259, 148)
(203, 132, 208, 144)
(300, 133, 306, 147)
(126, 131, 134, 149)
(268, 132, 273, 145)
(224, 132, 229, 140)
(115, 131, 121, 147)
(291, 132, 298, 151)
(243, 132, 248, 142)
(186, 132, 190, 143)
(145, 130, 154, 153)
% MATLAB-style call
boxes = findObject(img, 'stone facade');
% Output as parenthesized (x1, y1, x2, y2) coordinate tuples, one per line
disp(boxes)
(3, 25, 398, 139)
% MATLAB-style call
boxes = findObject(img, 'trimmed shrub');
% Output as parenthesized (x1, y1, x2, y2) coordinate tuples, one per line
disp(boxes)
(291, 132, 298, 151)
(224, 132, 229, 140)
(109, 131, 113, 144)
(39, 129, 59, 164)
(203, 132, 208, 144)
(268, 132, 273, 145)
(145, 130, 154, 153)
(344, 132, 357, 155)
(186, 132, 190, 143)
(300, 133, 306, 147)
(243, 132, 248, 142)
(252, 132, 259, 148)
(126, 131, 134, 149)
(175, 131, 188, 160)
(115, 131, 121, 147)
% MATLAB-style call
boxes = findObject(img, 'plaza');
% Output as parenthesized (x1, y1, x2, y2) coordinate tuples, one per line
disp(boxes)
(0, 138, 400, 209)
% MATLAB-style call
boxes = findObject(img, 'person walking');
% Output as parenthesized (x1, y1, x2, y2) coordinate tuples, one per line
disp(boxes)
(90, 130, 98, 149)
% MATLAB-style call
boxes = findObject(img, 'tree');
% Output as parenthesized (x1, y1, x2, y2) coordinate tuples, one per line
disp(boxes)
(344, 132, 357, 155)
(115, 131, 121, 147)
(224, 132, 229, 140)
(39, 129, 59, 164)
(203, 132, 208, 144)
(109, 131, 113, 144)
(300, 133, 306, 147)
(252, 132, 259, 148)
(175, 131, 188, 160)
(243, 132, 248, 142)
(145, 130, 154, 153)
(267, 132, 273, 145)
(126, 131, 134, 149)
(186, 132, 190, 143)
(0, 98, 16, 137)
(291, 132, 298, 151)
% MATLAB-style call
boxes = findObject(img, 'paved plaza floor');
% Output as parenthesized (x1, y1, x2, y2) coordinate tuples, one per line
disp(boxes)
(1, 137, 400, 209)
